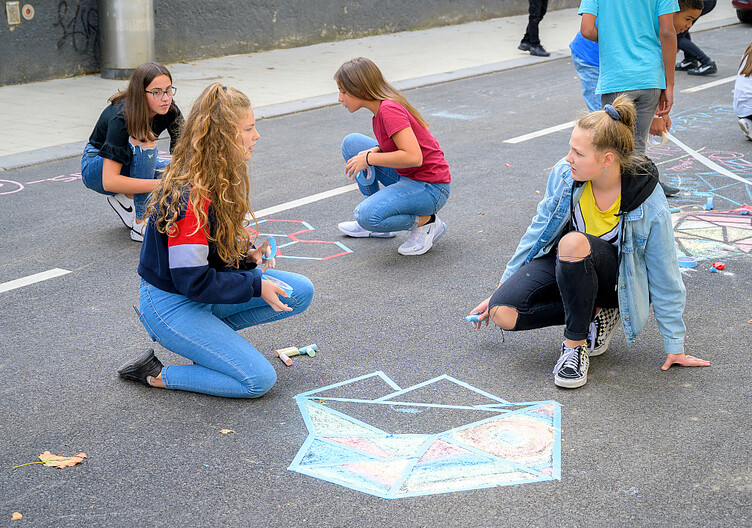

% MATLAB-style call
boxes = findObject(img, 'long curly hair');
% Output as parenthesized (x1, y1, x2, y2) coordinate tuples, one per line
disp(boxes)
(109, 62, 172, 142)
(334, 57, 430, 129)
(144, 83, 255, 267)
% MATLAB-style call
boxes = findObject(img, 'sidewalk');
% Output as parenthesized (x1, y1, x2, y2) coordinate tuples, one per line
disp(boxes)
(0, 3, 737, 171)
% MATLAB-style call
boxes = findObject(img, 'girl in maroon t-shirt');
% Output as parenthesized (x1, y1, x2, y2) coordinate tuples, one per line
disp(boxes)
(334, 57, 451, 256)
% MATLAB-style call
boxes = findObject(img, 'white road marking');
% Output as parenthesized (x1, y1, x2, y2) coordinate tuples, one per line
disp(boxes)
(680, 76, 736, 93)
(666, 132, 752, 186)
(252, 183, 358, 219)
(0, 268, 71, 293)
(503, 121, 576, 144)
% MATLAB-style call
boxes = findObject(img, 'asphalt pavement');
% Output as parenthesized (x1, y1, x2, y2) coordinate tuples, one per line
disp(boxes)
(1, 22, 751, 528)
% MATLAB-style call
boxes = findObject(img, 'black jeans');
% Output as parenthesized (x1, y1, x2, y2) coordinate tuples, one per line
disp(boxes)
(677, 0, 716, 65)
(489, 234, 619, 341)
(520, 0, 549, 47)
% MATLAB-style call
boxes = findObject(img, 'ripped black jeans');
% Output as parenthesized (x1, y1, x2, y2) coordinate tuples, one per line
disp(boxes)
(489, 233, 619, 341)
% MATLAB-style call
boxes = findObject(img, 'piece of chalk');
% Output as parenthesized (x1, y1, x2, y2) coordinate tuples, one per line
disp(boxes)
(703, 197, 714, 211)
(466, 314, 481, 322)
(677, 256, 697, 268)
(709, 266, 720, 273)
(670, 207, 681, 213)
(278, 352, 293, 366)
(712, 262, 725, 270)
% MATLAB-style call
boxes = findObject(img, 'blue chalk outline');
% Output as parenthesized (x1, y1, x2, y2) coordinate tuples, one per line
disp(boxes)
(288, 371, 561, 499)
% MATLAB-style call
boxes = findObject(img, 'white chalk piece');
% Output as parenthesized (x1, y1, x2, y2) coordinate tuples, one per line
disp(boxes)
(678, 256, 697, 268)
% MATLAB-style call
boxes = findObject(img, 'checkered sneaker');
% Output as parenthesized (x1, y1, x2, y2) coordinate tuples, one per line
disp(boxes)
(587, 308, 621, 357)
(553, 343, 589, 389)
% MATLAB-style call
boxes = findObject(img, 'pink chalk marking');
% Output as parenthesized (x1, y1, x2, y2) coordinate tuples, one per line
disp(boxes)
(341, 459, 410, 487)
(321, 251, 351, 261)
(419, 439, 473, 462)
(0, 179, 24, 196)
(326, 436, 395, 459)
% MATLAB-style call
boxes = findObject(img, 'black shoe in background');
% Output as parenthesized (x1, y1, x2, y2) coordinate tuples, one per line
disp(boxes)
(688, 61, 717, 76)
(529, 45, 550, 57)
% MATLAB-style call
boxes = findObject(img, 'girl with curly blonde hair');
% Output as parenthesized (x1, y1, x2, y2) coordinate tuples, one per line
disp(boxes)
(118, 83, 314, 398)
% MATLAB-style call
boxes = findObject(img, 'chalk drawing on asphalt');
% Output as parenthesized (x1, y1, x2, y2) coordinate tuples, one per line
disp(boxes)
(248, 219, 353, 261)
(673, 212, 752, 260)
(289, 372, 561, 499)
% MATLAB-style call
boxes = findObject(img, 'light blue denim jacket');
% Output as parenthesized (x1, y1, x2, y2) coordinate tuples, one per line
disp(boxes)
(501, 158, 686, 356)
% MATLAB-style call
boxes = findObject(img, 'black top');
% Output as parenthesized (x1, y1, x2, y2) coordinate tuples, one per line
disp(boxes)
(87, 100, 183, 165)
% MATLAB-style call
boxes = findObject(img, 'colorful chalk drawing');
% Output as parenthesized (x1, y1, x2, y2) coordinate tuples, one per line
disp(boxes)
(289, 372, 561, 499)
(673, 212, 752, 260)
(248, 219, 353, 261)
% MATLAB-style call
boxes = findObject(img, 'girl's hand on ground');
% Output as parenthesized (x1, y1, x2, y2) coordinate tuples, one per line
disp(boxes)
(261, 279, 292, 312)
(345, 150, 369, 179)
(661, 353, 710, 371)
(469, 298, 491, 329)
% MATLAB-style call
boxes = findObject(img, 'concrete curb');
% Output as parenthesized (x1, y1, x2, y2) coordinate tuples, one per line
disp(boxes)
(0, 16, 739, 172)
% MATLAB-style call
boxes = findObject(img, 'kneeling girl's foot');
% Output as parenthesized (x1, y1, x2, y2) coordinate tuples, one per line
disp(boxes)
(398, 217, 446, 256)
(337, 220, 396, 238)
(553, 342, 589, 388)
(118, 349, 163, 387)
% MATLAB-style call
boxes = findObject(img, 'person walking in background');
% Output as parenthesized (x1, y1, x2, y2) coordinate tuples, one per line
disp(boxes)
(676, 0, 717, 76)
(519, 0, 551, 57)
(734, 42, 752, 141)
(570, 19, 601, 112)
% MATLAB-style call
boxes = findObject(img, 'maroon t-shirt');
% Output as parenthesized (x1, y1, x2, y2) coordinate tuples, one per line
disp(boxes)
(372, 100, 451, 183)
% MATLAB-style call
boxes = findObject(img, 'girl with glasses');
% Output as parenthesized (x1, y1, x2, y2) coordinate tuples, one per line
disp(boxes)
(118, 83, 314, 398)
(81, 62, 183, 241)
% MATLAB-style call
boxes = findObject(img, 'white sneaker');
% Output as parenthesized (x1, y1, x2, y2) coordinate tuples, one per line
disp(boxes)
(130, 217, 146, 242)
(107, 194, 135, 228)
(337, 220, 396, 238)
(398, 217, 446, 256)
(739, 118, 752, 141)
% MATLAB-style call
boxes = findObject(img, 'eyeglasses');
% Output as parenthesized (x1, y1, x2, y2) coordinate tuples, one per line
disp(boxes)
(145, 87, 177, 100)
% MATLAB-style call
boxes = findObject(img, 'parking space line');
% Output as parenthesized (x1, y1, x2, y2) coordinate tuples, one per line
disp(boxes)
(503, 121, 576, 144)
(0, 268, 71, 293)
(681, 76, 736, 93)
(253, 183, 358, 219)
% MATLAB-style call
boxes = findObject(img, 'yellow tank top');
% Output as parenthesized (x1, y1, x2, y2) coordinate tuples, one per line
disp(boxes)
(572, 181, 621, 245)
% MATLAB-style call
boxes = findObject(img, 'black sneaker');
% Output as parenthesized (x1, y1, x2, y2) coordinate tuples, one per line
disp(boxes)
(118, 349, 163, 386)
(518, 42, 531, 51)
(553, 343, 589, 388)
(675, 59, 699, 71)
(687, 61, 717, 76)
(587, 308, 621, 357)
(529, 45, 550, 57)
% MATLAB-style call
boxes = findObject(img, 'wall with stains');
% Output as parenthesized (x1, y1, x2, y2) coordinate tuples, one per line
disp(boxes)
(0, 0, 578, 86)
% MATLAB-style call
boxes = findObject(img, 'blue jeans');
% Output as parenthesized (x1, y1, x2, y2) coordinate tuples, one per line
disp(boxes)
(572, 53, 601, 112)
(341, 133, 450, 232)
(138, 270, 314, 398)
(81, 142, 169, 218)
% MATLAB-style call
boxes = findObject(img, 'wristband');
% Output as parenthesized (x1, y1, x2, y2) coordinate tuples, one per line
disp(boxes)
(365, 151, 372, 166)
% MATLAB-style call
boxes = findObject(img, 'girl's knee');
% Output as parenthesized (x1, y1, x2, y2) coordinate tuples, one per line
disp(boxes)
(342, 133, 364, 160)
(241, 363, 277, 398)
(293, 276, 315, 311)
(354, 202, 380, 231)
(558, 232, 591, 261)
(489, 305, 518, 330)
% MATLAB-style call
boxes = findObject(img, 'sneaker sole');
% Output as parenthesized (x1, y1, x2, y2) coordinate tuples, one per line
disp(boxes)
(398, 221, 446, 256)
(338, 227, 396, 238)
(554, 374, 587, 388)
(107, 195, 134, 228)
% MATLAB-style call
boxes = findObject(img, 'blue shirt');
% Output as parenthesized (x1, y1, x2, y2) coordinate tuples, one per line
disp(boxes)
(569, 19, 599, 66)
(578, 0, 678, 94)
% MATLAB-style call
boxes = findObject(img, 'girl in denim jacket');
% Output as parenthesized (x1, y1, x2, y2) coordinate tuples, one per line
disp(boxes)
(470, 95, 709, 388)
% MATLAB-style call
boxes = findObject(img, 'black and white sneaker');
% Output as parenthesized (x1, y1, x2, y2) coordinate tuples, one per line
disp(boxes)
(739, 118, 752, 141)
(107, 194, 135, 228)
(587, 307, 621, 357)
(675, 59, 699, 71)
(553, 343, 589, 388)
(687, 61, 717, 76)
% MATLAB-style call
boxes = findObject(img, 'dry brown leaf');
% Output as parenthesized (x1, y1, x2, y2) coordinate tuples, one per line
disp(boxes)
(12, 512, 23, 520)
(38, 451, 87, 468)
(219, 429, 235, 435)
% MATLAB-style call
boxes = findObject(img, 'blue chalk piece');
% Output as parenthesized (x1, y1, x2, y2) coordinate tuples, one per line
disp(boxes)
(742, 210, 750, 215)
(466, 314, 481, 322)
(670, 207, 681, 213)
(263, 236, 277, 260)
(702, 197, 714, 211)
(299, 344, 317, 356)
(709, 266, 720, 273)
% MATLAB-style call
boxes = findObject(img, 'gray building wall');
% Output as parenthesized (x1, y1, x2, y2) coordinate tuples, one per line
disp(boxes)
(0, 0, 579, 86)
